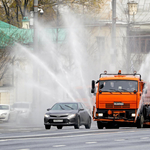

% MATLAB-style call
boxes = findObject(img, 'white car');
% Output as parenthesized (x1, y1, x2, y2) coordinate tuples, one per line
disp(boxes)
(0, 104, 10, 121)
(12, 102, 31, 120)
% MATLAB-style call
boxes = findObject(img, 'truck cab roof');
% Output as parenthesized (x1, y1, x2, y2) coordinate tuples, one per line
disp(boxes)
(100, 75, 141, 81)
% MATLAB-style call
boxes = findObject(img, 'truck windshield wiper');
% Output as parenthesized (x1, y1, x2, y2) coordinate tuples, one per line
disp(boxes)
(109, 89, 121, 92)
(108, 89, 122, 94)
(119, 89, 132, 94)
(65, 105, 74, 110)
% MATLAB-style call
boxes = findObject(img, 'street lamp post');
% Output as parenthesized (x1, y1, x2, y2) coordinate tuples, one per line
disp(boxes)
(127, 1, 138, 72)
(33, 0, 39, 108)
(111, 0, 116, 68)
(33, 1, 44, 109)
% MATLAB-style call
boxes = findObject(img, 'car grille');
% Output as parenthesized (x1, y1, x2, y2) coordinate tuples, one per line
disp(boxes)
(50, 115, 68, 117)
(48, 119, 69, 123)
(106, 103, 130, 109)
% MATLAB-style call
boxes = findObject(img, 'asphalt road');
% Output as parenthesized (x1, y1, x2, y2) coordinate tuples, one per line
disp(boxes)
(0, 121, 150, 150)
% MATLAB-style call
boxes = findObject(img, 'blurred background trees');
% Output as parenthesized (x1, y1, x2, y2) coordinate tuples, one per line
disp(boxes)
(0, 0, 106, 28)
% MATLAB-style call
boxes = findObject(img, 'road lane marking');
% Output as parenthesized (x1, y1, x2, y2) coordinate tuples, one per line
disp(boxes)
(53, 145, 66, 147)
(140, 137, 149, 140)
(18, 149, 30, 150)
(86, 142, 97, 144)
(21, 131, 31, 133)
(0, 128, 143, 141)
(0, 140, 8, 142)
(114, 139, 125, 141)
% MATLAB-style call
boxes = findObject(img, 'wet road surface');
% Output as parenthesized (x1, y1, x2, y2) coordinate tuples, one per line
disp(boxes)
(0, 121, 150, 150)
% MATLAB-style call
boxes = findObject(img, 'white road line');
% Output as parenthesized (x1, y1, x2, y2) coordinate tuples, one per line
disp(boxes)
(53, 145, 66, 148)
(140, 137, 149, 140)
(8, 129, 18, 131)
(0, 140, 8, 142)
(86, 142, 97, 144)
(18, 149, 30, 150)
(114, 139, 125, 142)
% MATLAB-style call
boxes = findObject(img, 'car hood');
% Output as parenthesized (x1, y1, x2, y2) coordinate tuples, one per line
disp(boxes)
(13, 108, 30, 113)
(0, 110, 9, 114)
(46, 110, 78, 115)
(14, 108, 29, 111)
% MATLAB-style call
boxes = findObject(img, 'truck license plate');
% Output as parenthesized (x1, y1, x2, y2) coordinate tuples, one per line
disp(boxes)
(114, 102, 124, 106)
(53, 120, 63, 122)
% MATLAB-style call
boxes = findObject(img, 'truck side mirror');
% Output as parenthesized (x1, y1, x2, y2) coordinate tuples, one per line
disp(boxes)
(91, 80, 96, 93)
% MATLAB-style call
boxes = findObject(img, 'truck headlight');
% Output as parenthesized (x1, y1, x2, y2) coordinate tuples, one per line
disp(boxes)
(98, 113, 103, 117)
(131, 113, 135, 117)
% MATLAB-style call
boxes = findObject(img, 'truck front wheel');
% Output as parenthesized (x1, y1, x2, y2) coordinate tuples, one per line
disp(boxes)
(137, 115, 144, 128)
(97, 121, 103, 129)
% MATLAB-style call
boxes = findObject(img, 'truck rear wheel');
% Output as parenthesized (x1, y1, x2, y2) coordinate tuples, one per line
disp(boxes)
(137, 115, 144, 128)
(97, 121, 103, 129)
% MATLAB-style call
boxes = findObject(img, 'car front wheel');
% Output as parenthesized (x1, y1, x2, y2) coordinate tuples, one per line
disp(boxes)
(57, 125, 63, 129)
(74, 117, 80, 129)
(45, 125, 51, 130)
(85, 117, 91, 129)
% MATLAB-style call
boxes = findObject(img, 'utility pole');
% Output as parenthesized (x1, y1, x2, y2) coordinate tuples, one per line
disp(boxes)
(111, 0, 116, 67)
(34, 0, 38, 54)
(33, 0, 39, 108)
(127, 6, 130, 73)
(126, 1, 138, 73)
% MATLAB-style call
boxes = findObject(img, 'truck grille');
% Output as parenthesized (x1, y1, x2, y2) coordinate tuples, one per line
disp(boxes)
(106, 103, 130, 109)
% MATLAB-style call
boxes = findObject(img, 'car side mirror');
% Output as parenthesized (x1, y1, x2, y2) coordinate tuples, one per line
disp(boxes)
(47, 108, 51, 111)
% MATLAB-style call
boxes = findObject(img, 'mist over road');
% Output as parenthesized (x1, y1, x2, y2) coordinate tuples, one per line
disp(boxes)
(0, 121, 150, 150)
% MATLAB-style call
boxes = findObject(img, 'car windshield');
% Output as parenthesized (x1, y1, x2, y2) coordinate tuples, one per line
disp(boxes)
(51, 103, 78, 110)
(13, 103, 29, 109)
(0, 105, 9, 110)
(99, 80, 138, 92)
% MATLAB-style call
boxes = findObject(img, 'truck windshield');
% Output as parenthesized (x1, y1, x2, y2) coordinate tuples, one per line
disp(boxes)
(99, 80, 138, 92)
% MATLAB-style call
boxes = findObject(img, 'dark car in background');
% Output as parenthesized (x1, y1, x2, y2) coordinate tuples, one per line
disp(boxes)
(44, 102, 91, 129)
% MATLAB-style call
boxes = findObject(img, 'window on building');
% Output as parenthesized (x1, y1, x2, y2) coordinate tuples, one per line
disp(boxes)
(129, 36, 150, 54)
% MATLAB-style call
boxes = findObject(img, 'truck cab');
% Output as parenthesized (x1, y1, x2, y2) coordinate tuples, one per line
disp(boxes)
(91, 70, 145, 129)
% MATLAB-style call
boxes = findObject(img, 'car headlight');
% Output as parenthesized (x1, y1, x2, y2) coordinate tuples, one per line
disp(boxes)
(22, 110, 27, 113)
(44, 114, 49, 118)
(68, 114, 76, 119)
(1, 113, 7, 116)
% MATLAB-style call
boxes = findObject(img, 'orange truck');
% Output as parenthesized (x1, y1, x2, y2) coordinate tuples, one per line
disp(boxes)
(91, 70, 149, 129)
